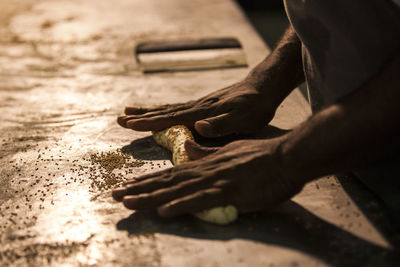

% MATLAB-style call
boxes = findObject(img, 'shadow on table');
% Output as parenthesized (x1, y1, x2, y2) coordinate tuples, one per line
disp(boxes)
(117, 125, 399, 266)
(194, 124, 290, 147)
(337, 174, 400, 248)
(121, 136, 171, 161)
(116, 201, 399, 267)
(120, 125, 290, 161)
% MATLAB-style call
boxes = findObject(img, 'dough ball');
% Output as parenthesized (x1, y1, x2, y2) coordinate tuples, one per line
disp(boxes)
(152, 125, 193, 165)
(194, 205, 238, 225)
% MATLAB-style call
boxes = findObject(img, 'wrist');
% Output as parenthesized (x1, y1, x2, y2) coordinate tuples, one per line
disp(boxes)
(243, 26, 304, 104)
(244, 55, 304, 106)
(243, 64, 290, 109)
(254, 137, 307, 202)
(274, 134, 313, 190)
(244, 58, 283, 92)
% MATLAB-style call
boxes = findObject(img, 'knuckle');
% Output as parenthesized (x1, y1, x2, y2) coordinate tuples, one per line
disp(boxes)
(202, 97, 219, 105)
(172, 170, 196, 181)
(168, 111, 179, 119)
(213, 179, 230, 189)
(161, 176, 175, 186)
(126, 185, 138, 194)
(196, 190, 210, 198)
(136, 193, 150, 202)
(213, 181, 234, 197)
(161, 104, 172, 109)
(184, 100, 196, 107)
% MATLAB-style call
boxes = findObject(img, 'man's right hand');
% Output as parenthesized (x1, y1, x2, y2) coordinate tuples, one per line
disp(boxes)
(118, 26, 304, 138)
(117, 80, 279, 138)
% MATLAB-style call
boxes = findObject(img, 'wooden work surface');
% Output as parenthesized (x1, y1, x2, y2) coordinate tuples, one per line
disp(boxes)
(0, 0, 398, 266)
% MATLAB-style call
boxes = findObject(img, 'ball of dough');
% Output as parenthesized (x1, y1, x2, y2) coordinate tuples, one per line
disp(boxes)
(194, 205, 238, 225)
(152, 125, 194, 165)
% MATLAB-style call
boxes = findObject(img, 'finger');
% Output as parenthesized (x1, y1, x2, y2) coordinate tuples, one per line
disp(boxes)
(124, 102, 192, 115)
(124, 104, 195, 120)
(157, 188, 226, 218)
(126, 109, 206, 131)
(113, 170, 173, 201)
(112, 187, 128, 202)
(124, 167, 203, 194)
(122, 176, 149, 185)
(119, 102, 195, 128)
(122, 176, 150, 185)
(124, 107, 152, 115)
(120, 168, 173, 190)
(113, 175, 168, 202)
(122, 178, 140, 185)
(118, 111, 184, 128)
(117, 114, 160, 128)
(194, 113, 238, 138)
(122, 177, 210, 210)
(184, 140, 219, 160)
(113, 176, 167, 202)
(124, 174, 184, 196)
(117, 115, 131, 128)
(123, 167, 175, 186)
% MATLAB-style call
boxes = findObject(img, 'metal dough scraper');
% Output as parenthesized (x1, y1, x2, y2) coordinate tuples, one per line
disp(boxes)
(135, 37, 247, 73)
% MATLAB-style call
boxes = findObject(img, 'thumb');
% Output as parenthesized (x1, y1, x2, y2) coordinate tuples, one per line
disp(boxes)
(184, 140, 219, 160)
(194, 113, 237, 138)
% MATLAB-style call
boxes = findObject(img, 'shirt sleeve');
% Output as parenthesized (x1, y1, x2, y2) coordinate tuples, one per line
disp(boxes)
(284, 0, 400, 111)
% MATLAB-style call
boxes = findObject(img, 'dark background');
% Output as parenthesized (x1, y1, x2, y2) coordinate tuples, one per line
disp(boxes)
(237, 0, 309, 99)
(237, 0, 289, 48)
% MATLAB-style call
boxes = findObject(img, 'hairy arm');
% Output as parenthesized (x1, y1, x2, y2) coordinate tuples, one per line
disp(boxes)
(280, 54, 400, 184)
(245, 25, 305, 105)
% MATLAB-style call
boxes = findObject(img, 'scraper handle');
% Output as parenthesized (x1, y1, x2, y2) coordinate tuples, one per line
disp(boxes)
(136, 37, 242, 54)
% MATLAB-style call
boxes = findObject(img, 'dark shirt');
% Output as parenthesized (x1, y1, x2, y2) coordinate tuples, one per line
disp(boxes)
(284, 0, 400, 221)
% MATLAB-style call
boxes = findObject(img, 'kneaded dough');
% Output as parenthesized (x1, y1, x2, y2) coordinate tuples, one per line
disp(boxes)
(152, 125, 194, 165)
(194, 205, 238, 225)
(153, 125, 238, 225)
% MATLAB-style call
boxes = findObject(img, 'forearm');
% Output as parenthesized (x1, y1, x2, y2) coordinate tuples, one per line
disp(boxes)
(245, 26, 304, 105)
(279, 54, 400, 184)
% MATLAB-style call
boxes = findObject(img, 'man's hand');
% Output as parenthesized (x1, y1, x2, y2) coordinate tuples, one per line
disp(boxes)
(118, 26, 304, 138)
(112, 138, 305, 217)
(118, 81, 278, 138)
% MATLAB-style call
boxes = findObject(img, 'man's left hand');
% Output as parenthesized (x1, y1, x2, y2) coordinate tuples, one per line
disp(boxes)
(112, 138, 304, 217)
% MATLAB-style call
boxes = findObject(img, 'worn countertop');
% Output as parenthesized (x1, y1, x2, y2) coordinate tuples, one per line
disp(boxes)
(0, 0, 398, 266)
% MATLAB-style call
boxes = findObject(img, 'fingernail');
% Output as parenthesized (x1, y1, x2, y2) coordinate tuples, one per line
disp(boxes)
(184, 139, 198, 148)
(126, 120, 137, 128)
(117, 116, 126, 126)
(122, 196, 138, 209)
(122, 178, 136, 185)
(195, 120, 213, 135)
(112, 188, 127, 201)
(157, 205, 171, 218)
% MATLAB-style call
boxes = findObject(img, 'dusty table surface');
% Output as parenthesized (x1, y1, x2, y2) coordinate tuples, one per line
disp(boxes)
(0, 0, 399, 266)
